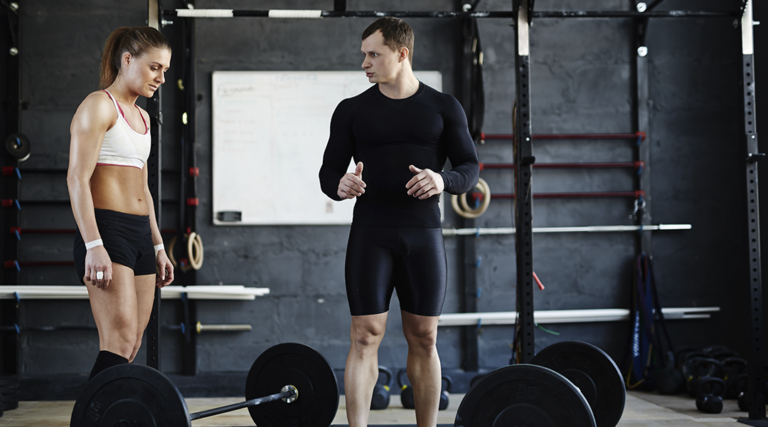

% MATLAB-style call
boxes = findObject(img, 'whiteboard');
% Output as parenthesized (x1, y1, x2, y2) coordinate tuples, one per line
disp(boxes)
(212, 71, 443, 225)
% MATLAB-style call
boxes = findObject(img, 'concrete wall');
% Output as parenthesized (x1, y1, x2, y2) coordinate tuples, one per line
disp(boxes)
(8, 0, 753, 386)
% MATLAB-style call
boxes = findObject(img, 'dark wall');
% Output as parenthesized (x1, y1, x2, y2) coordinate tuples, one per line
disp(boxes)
(7, 0, 754, 384)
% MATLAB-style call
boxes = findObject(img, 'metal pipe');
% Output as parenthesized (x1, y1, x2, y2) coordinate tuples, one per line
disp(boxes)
(441, 224, 692, 236)
(490, 191, 644, 199)
(163, 9, 736, 19)
(196, 322, 252, 333)
(189, 387, 296, 421)
(481, 131, 645, 140)
(12, 228, 177, 234)
(480, 161, 643, 170)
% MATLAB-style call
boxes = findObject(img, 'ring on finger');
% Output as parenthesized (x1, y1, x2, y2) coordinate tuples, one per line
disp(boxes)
(96, 271, 104, 280)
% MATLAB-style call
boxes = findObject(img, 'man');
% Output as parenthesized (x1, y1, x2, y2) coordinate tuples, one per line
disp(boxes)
(319, 17, 479, 427)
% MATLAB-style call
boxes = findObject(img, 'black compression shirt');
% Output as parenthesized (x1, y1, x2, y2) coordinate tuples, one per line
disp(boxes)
(319, 82, 479, 228)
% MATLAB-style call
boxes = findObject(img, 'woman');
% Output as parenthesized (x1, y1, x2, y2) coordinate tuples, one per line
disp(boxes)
(67, 26, 174, 380)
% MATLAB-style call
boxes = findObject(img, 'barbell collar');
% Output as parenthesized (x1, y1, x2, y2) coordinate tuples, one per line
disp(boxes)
(189, 386, 297, 420)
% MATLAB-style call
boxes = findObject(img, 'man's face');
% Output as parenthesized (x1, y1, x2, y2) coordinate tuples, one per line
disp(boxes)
(361, 30, 403, 84)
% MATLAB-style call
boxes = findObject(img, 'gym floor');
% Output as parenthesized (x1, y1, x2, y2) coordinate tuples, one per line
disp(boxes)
(0, 391, 756, 426)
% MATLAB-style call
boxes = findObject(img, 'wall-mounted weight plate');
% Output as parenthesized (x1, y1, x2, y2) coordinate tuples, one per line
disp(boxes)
(70, 364, 191, 427)
(531, 341, 625, 427)
(246, 343, 339, 427)
(454, 364, 596, 427)
(4, 133, 30, 162)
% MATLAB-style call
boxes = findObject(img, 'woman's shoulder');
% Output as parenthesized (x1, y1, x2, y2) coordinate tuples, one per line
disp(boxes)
(72, 90, 116, 128)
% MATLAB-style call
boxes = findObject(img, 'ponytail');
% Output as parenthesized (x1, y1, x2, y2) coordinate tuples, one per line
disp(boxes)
(99, 26, 171, 89)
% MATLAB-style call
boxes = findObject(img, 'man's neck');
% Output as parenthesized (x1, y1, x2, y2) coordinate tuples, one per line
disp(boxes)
(378, 68, 420, 100)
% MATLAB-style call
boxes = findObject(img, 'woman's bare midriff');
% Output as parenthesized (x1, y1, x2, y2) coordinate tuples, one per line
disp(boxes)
(90, 165, 148, 215)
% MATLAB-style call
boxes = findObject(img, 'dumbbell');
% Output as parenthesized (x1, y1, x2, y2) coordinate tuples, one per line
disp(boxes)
(695, 377, 726, 414)
(439, 375, 452, 410)
(398, 369, 415, 409)
(371, 366, 393, 410)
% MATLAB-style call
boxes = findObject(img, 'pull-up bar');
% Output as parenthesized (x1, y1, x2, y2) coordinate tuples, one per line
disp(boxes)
(163, 9, 736, 19)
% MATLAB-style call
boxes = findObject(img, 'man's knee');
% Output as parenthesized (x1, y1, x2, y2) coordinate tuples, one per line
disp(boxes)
(404, 324, 437, 350)
(351, 319, 386, 349)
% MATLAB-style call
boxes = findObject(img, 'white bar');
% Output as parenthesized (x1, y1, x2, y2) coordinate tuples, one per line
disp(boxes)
(437, 307, 720, 326)
(177, 9, 234, 18)
(442, 224, 692, 236)
(517, 0, 530, 56)
(268, 10, 322, 18)
(0, 286, 269, 300)
(742, 1, 754, 55)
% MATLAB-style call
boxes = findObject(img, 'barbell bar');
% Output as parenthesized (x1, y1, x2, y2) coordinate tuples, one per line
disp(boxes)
(70, 342, 340, 427)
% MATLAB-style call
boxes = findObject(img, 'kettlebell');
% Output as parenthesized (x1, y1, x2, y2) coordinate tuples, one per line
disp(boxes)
(655, 350, 684, 395)
(721, 357, 748, 399)
(439, 375, 452, 410)
(398, 369, 415, 409)
(695, 377, 726, 414)
(371, 366, 393, 410)
(739, 391, 751, 412)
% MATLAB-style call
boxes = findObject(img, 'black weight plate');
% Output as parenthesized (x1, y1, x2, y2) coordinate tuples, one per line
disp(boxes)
(4, 133, 30, 162)
(531, 341, 625, 427)
(246, 343, 339, 427)
(454, 364, 596, 427)
(70, 364, 190, 427)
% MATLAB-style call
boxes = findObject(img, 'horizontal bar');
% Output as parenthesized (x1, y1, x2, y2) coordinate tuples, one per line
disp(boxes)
(492, 191, 644, 199)
(9, 261, 74, 267)
(167, 322, 253, 333)
(14, 200, 181, 205)
(165, 9, 736, 19)
(441, 224, 692, 236)
(190, 388, 295, 421)
(480, 161, 642, 170)
(0, 325, 97, 333)
(438, 307, 720, 326)
(197, 323, 252, 333)
(482, 132, 645, 141)
(14, 229, 178, 235)
(0, 285, 270, 300)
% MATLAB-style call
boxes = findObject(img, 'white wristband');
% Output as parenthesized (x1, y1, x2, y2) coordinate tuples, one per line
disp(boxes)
(154, 244, 165, 255)
(85, 239, 103, 250)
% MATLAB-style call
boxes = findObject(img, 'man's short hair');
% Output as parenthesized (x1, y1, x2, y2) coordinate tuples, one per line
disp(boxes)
(362, 17, 414, 63)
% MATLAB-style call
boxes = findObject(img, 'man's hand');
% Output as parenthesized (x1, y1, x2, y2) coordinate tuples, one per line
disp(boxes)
(338, 162, 366, 199)
(406, 165, 444, 200)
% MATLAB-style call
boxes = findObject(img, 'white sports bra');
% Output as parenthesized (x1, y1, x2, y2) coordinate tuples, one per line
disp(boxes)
(97, 90, 151, 169)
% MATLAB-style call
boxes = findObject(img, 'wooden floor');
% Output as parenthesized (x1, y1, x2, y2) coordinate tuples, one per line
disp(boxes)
(0, 391, 760, 426)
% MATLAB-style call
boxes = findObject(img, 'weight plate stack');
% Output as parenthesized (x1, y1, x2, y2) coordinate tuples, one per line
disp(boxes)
(70, 364, 191, 427)
(531, 341, 626, 427)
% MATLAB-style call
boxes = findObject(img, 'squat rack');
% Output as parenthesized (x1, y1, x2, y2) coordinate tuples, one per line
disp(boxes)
(149, 0, 763, 423)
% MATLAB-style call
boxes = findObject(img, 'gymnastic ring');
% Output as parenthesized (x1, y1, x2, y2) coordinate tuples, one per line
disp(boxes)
(451, 178, 491, 219)
(167, 233, 204, 271)
(187, 232, 204, 271)
(168, 235, 179, 268)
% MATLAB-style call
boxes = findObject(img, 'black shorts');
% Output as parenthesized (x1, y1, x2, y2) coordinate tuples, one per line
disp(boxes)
(345, 226, 447, 316)
(73, 209, 155, 284)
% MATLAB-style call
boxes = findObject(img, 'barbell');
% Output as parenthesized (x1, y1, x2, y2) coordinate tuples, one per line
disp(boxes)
(69, 342, 339, 427)
(455, 341, 625, 427)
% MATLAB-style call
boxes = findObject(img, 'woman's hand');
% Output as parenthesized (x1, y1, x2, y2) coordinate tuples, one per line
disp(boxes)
(155, 250, 174, 288)
(84, 246, 113, 289)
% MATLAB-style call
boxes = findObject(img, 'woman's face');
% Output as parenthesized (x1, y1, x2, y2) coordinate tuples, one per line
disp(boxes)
(121, 47, 171, 98)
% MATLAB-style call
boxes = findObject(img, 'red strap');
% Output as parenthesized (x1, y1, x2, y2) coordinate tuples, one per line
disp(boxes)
(134, 104, 148, 134)
(102, 90, 127, 122)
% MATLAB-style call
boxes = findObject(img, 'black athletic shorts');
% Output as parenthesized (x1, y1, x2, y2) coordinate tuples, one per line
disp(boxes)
(345, 226, 447, 316)
(73, 208, 155, 284)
